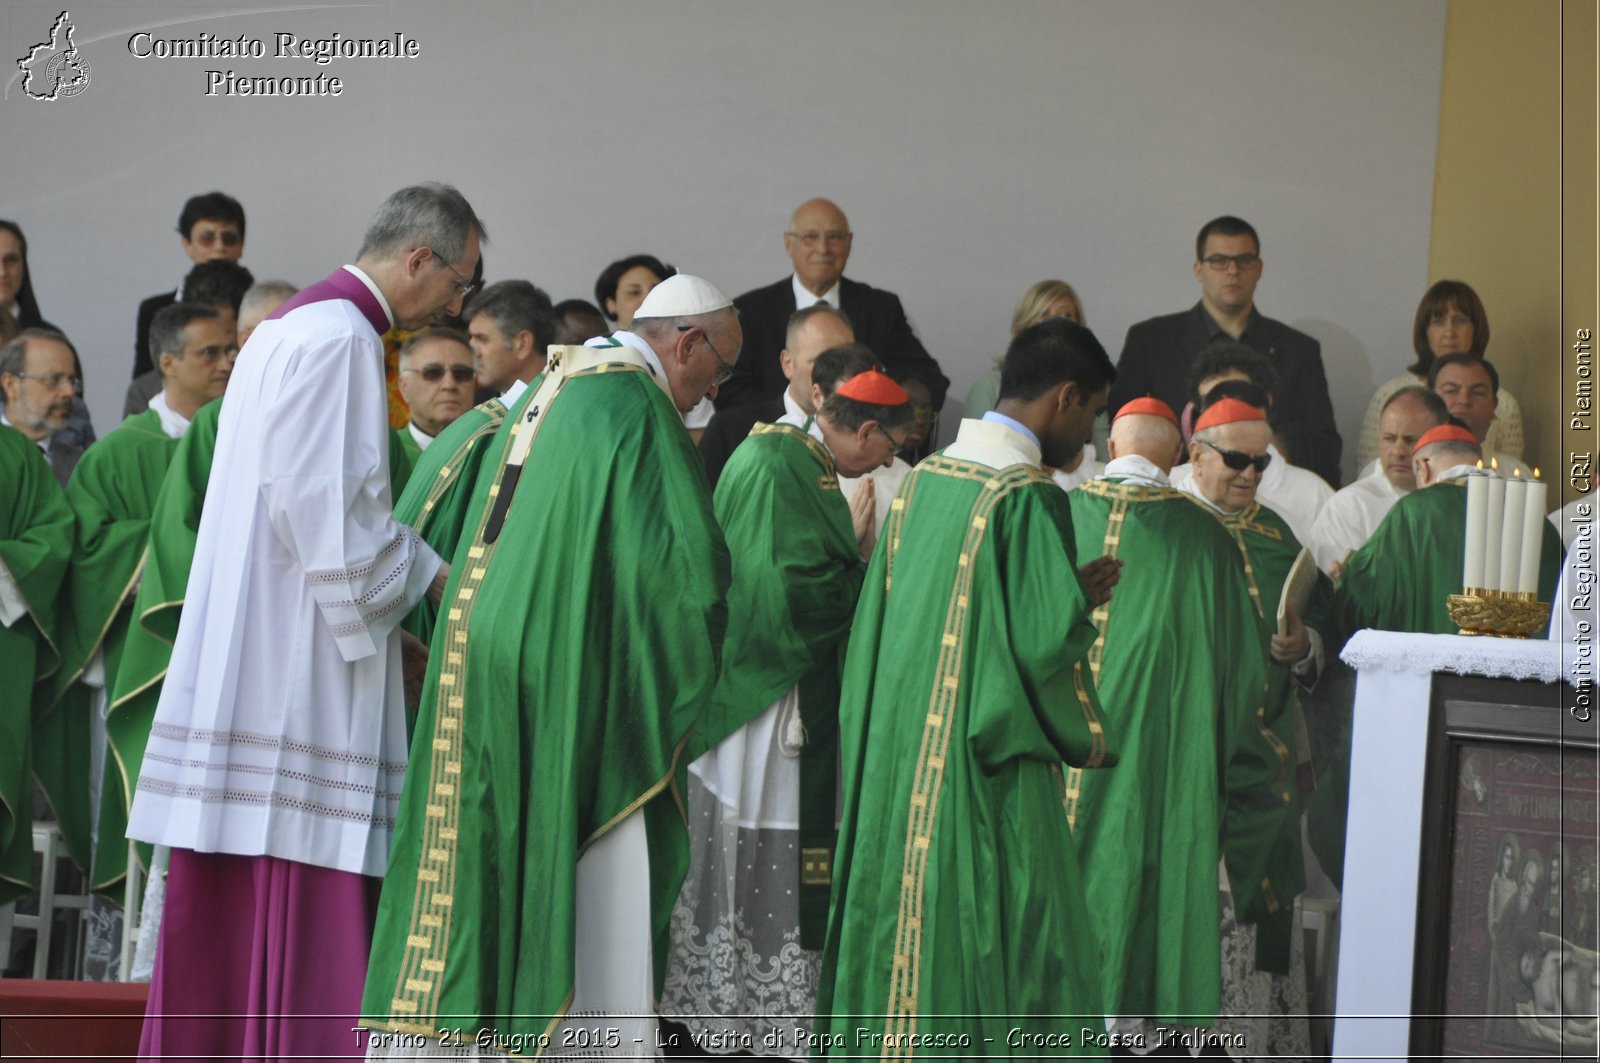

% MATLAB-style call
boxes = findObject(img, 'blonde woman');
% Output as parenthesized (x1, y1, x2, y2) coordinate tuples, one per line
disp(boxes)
(963, 279, 1084, 418)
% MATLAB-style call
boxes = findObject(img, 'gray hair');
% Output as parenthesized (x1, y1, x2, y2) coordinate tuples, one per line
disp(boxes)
(356, 182, 487, 263)
(150, 303, 221, 360)
(399, 325, 472, 362)
(239, 280, 299, 324)
(464, 280, 556, 353)
(1417, 439, 1482, 464)
(0, 327, 76, 406)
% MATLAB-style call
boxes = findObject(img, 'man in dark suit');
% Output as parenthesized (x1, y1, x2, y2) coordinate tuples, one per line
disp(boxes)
(1110, 215, 1342, 486)
(718, 197, 948, 412)
(699, 302, 855, 488)
(132, 192, 247, 381)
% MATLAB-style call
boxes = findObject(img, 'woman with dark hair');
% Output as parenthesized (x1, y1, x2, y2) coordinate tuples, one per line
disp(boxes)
(1356, 279, 1523, 469)
(0, 219, 95, 446)
(593, 254, 675, 329)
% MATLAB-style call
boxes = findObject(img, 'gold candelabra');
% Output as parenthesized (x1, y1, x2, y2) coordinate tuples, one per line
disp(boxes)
(1447, 588, 1550, 639)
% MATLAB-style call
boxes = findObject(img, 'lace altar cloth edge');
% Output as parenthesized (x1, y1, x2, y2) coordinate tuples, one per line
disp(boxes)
(1340, 629, 1565, 685)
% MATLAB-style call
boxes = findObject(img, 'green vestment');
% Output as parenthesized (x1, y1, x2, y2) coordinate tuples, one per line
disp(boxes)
(663, 422, 861, 1040)
(39, 409, 176, 874)
(815, 453, 1113, 1056)
(1335, 477, 1563, 639)
(1065, 479, 1271, 1024)
(0, 426, 73, 903)
(98, 399, 219, 889)
(362, 355, 730, 1045)
(391, 399, 507, 653)
(396, 424, 424, 472)
(1204, 500, 1334, 973)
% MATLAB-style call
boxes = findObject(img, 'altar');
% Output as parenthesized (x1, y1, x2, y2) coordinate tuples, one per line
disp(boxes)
(1332, 629, 1597, 1061)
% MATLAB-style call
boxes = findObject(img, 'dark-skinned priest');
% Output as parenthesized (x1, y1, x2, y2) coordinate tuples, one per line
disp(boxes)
(1336, 421, 1562, 637)
(1065, 396, 1271, 1044)
(815, 317, 1123, 1056)
(663, 366, 913, 1053)
(362, 275, 738, 1057)
(1175, 389, 1334, 1059)
(0, 422, 72, 904)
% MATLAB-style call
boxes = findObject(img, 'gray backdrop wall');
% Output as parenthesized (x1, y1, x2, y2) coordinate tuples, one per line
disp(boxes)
(5, 0, 1446, 484)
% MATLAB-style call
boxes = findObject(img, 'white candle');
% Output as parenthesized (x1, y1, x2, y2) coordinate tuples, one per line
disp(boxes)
(1463, 472, 1488, 588)
(1499, 476, 1526, 594)
(1483, 474, 1505, 591)
(1518, 474, 1548, 593)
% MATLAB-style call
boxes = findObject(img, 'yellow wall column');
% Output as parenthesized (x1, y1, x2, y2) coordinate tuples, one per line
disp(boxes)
(1430, 0, 1595, 502)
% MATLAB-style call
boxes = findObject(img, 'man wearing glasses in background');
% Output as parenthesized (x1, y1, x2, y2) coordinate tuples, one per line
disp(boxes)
(0, 327, 85, 484)
(394, 326, 479, 461)
(132, 191, 248, 382)
(1110, 214, 1343, 486)
(718, 196, 950, 414)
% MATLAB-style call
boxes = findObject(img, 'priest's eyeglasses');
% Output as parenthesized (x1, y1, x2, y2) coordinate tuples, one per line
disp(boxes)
(403, 364, 477, 383)
(684, 326, 736, 387)
(1200, 253, 1261, 272)
(1199, 439, 1272, 473)
(14, 371, 81, 391)
(429, 250, 481, 302)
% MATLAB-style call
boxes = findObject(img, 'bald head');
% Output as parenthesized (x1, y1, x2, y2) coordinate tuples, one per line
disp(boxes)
(785, 198, 853, 296)
(1108, 413, 1184, 473)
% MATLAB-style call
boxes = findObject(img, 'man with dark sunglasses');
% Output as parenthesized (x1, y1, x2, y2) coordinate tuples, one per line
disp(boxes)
(394, 326, 477, 462)
(1177, 393, 1336, 1059)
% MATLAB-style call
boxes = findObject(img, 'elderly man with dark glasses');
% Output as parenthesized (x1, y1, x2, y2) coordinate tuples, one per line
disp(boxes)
(395, 325, 478, 462)
(1175, 389, 1337, 1058)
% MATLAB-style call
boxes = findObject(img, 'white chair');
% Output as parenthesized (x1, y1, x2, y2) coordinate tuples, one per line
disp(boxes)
(2, 823, 92, 979)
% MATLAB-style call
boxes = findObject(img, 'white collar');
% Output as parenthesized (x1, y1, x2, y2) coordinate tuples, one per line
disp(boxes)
(949, 417, 1042, 468)
(1439, 463, 1481, 483)
(0, 411, 47, 453)
(407, 420, 436, 451)
(341, 264, 395, 330)
(792, 274, 840, 309)
(1177, 473, 1239, 515)
(148, 391, 192, 439)
(1100, 454, 1170, 488)
(782, 388, 807, 422)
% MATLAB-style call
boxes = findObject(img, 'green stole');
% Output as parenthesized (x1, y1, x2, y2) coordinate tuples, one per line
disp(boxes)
(39, 409, 176, 874)
(1065, 478, 1270, 1023)
(362, 350, 730, 1044)
(692, 420, 862, 945)
(0, 427, 73, 903)
(816, 455, 1110, 1054)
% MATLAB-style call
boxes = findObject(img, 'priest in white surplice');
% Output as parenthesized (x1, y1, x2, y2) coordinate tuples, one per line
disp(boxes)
(1308, 386, 1450, 573)
(127, 184, 483, 1062)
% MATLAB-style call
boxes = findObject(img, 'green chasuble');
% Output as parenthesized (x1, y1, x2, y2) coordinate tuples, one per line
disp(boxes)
(815, 454, 1114, 1056)
(363, 352, 730, 1044)
(391, 399, 507, 653)
(38, 409, 176, 874)
(1205, 500, 1334, 973)
(1335, 477, 1563, 639)
(687, 420, 862, 947)
(0, 426, 73, 904)
(1064, 479, 1270, 1024)
(388, 425, 416, 499)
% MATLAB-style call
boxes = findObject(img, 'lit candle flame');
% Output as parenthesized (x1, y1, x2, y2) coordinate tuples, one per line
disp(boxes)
(1490, 456, 1499, 471)
(1533, 467, 1541, 479)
